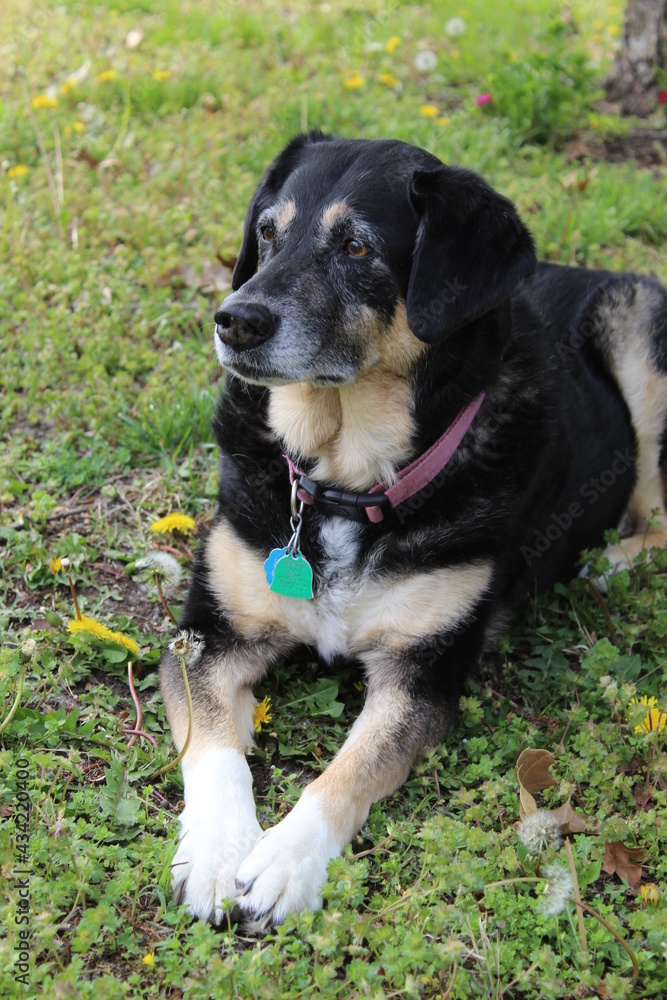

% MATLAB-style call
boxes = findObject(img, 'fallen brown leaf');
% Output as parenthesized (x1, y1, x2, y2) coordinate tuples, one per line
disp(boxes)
(602, 841, 645, 892)
(517, 748, 558, 793)
(549, 801, 600, 836)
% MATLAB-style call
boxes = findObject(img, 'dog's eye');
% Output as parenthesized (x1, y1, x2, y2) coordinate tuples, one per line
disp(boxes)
(260, 225, 275, 243)
(346, 238, 369, 257)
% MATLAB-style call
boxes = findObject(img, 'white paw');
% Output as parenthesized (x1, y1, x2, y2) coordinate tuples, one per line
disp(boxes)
(171, 748, 262, 924)
(235, 790, 340, 926)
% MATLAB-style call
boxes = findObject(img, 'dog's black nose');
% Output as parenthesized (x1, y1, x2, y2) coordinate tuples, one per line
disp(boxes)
(214, 301, 276, 351)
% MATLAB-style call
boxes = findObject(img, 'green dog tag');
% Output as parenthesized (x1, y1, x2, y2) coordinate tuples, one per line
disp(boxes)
(269, 552, 314, 600)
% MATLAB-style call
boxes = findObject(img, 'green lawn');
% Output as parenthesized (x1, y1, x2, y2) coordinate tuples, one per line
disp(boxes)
(1, 1, 666, 997)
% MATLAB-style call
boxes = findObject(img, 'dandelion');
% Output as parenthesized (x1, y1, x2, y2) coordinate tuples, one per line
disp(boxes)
(607, 24, 619, 37)
(152, 70, 171, 81)
(414, 50, 437, 72)
(538, 863, 573, 916)
(168, 630, 204, 667)
(419, 104, 439, 118)
(134, 552, 182, 595)
(475, 93, 492, 106)
(31, 95, 58, 109)
(67, 615, 140, 656)
(640, 883, 660, 906)
(629, 694, 666, 734)
(8, 164, 29, 179)
(150, 513, 196, 534)
(385, 36, 401, 54)
(437, 116, 451, 126)
(97, 70, 117, 82)
(50, 557, 62, 573)
(253, 696, 272, 732)
(73, 121, 86, 133)
(379, 73, 399, 88)
(343, 73, 365, 89)
(516, 810, 563, 855)
(142, 952, 155, 966)
(445, 17, 467, 37)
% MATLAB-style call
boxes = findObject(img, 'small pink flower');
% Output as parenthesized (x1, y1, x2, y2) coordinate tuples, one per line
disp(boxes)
(476, 93, 492, 106)
(658, 90, 667, 105)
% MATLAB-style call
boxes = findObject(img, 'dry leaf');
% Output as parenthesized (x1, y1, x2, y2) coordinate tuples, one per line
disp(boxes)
(517, 748, 558, 793)
(549, 801, 600, 836)
(602, 841, 645, 892)
(519, 785, 537, 820)
(158, 260, 232, 294)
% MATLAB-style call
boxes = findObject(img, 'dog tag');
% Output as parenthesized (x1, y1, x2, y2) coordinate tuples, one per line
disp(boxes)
(264, 547, 288, 585)
(269, 552, 314, 600)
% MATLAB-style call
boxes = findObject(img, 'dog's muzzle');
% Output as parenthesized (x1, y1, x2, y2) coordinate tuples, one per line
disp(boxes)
(214, 301, 276, 351)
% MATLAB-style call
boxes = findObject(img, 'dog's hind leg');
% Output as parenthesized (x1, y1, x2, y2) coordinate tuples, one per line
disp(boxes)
(591, 276, 667, 570)
(160, 638, 274, 925)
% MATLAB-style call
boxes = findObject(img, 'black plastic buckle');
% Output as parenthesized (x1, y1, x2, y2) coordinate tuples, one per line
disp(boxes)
(298, 475, 393, 524)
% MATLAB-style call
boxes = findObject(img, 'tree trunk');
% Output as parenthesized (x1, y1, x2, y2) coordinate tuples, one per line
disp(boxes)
(605, 0, 667, 115)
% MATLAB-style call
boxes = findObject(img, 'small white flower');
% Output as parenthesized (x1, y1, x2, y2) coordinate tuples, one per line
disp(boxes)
(516, 810, 563, 855)
(125, 29, 144, 49)
(445, 17, 467, 37)
(538, 863, 573, 916)
(414, 49, 438, 72)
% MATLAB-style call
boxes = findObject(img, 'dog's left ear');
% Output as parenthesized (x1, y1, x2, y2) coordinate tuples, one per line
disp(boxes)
(406, 165, 537, 343)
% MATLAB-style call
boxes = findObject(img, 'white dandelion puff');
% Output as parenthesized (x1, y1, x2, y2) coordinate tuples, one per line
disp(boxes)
(516, 810, 563, 855)
(445, 17, 467, 37)
(134, 551, 182, 595)
(168, 629, 204, 666)
(538, 863, 573, 916)
(414, 49, 438, 72)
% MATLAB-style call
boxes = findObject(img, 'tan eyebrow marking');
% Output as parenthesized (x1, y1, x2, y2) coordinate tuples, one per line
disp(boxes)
(320, 199, 350, 230)
(274, 198, 297, 231)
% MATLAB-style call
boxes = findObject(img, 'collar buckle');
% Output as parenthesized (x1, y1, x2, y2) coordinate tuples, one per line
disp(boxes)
(298, 475, 392, 524)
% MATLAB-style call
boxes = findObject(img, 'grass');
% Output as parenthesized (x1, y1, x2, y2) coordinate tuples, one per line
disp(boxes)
(1, 0, 667, 996)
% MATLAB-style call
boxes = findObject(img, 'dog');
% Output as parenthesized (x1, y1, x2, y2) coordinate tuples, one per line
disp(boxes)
(160, 130, 667, 928)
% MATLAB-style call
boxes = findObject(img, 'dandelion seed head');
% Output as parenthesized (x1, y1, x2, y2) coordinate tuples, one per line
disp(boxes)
(168, 630, 204, 666)
(414, 50, 437, 72)
(516, 810, 563, 855)
(135, 551, 182, 595)
(538, 863, 573, 916)
(445, 17, 467, 37)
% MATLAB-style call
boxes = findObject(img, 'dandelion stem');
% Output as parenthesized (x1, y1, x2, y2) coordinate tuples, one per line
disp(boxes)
(564, 837, 588, 954)
(68, 574, 82, 620)
(125, 661, 141, 748)
(0, 665, 25, 736)
(19, 74, 64, 237)
(150, 653, 193, 780)
(567, 897, 639, 988)
(155, 575, 178, 626)
(586, 577, 619, 646)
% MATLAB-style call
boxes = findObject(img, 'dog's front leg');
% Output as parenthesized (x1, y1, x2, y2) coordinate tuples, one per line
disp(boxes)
(235, 648, 455, 927)
(160, 640, 274, 925)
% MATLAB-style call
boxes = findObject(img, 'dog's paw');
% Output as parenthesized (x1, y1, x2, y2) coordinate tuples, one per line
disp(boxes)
(235, 791, 340, 926)
(171, 749, 262, 925)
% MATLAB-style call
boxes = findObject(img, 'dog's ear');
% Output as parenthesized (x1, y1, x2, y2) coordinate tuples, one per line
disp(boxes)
(232, 130, 333, 290)
(406, 165, 537, 343)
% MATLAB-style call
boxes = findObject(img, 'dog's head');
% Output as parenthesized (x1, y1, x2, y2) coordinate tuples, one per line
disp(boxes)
(214, 131, 536, 386)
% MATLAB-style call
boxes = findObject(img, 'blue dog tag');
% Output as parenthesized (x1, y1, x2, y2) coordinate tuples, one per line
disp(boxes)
(264, 547, 288, 585)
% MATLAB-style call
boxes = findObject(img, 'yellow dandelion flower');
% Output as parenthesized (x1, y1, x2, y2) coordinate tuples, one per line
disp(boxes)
(8, 165, 29, 179)
(152, 70, 171, 81)
(630, 695, 659, 710)
(142, 952, 155, 966)
(635, 708, 667, 735)
(593, 19, 605, 30)
(343, 73, 365, 89)
(379, 73, 399, 88)
(73, 121, 85, 133)
(50, 557, 63, 573)
(31, 95, 58, 110)
(640, 883, 660, 906)
(607, 24, 619, 37)
(59, 79, 76, 94)
(451, 49, 460, 59)
(437, 116, 451, 126)
(97, 70, 117, 82)
(419, 104, 439, 118)
(385, 36, 401, 54)
(253, 696, 272, 732)
(150, 513, 196, 534)
(67, 615, 140, 656)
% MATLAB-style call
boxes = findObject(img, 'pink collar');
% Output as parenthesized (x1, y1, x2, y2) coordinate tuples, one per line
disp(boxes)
(286, 391, 485, 524)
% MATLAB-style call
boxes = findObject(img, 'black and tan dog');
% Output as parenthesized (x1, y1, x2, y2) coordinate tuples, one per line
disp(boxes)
(161, 131, 667, 927)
